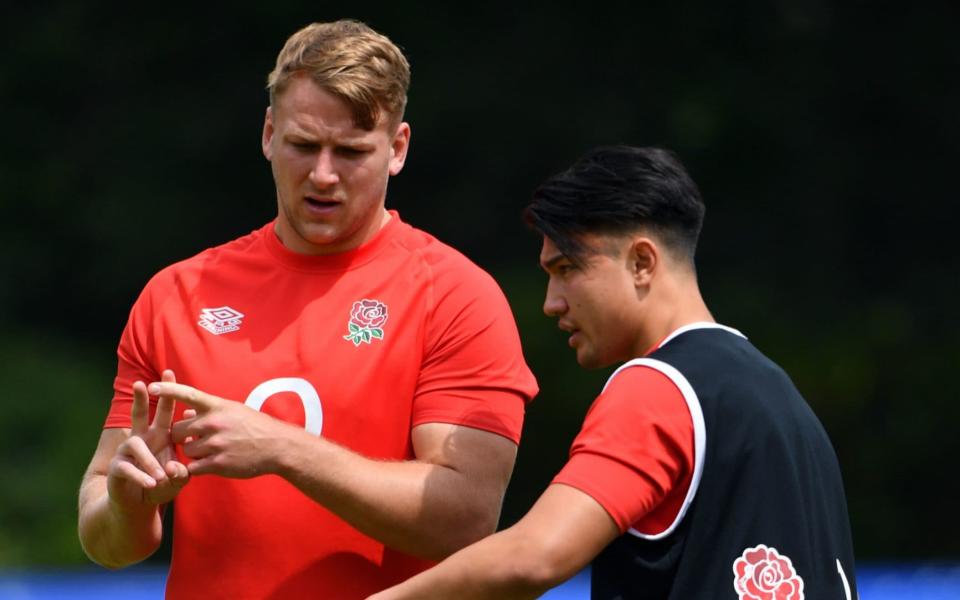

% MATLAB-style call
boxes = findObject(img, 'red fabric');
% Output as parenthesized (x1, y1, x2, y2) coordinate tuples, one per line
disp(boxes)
(552, 364, 694, 535)
(106, 212, 537, 599)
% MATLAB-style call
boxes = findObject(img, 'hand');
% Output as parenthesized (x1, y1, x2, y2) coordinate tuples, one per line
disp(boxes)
(107, 370, 190, 510)
(153, 382, 298, 478)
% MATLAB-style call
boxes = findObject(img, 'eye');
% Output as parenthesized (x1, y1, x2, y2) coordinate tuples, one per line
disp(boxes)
(290, 140, 317, 152)
(336, 146, 368, 158)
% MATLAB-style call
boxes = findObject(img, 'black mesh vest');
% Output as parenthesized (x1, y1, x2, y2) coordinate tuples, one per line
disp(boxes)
(591, 325, 857, 600)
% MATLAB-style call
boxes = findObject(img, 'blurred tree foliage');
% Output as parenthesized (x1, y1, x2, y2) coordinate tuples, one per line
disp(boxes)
(1, 1, 957, 566)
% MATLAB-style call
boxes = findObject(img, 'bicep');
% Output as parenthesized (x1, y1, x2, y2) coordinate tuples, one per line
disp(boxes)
(411, 423, 518, 502)
(408, 423, 519, 550)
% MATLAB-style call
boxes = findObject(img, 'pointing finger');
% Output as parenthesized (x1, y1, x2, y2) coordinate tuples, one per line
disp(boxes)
(147, 382, 220, 412)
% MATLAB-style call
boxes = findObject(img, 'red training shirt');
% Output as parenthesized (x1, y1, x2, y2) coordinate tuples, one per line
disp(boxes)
(106, 212, 538, 599)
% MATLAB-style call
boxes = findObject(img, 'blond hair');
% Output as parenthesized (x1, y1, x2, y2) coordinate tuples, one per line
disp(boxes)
(266, 20, 410, 130)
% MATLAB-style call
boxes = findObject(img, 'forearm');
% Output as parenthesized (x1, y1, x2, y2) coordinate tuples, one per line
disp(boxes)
(369, 484, 622, 599)
(77, 473, 163, 568)
(369, 528, 555, 600)
(275, 431, 501, 559)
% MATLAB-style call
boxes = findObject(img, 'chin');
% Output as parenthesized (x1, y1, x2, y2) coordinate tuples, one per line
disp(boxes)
(576, 349, 618, 370)
(575, 351, 601, 370)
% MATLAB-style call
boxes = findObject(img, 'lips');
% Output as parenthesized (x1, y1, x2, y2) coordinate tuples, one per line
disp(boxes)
(558, 321, 580, 347)
(304, 196, 341, 214)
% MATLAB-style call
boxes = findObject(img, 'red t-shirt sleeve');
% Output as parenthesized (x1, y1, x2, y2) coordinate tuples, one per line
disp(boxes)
(553, 365, 694, 534)
(412, 258, 538, 444)
(104, 274, 167, 429)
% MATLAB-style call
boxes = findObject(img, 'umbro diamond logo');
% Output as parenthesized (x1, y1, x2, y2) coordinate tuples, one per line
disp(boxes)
(198, 306, 245, 336)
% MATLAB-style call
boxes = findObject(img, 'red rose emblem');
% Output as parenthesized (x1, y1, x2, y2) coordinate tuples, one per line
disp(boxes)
(344, 299, 389, 346)
(350, 299, 388, 328)
(733, 544, 805, 600)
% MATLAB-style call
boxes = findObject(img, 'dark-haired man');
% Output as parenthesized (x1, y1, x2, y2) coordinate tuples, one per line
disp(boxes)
(371, 146, 857, 599)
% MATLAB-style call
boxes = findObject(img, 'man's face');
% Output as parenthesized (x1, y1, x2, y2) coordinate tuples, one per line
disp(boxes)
(262, 73, 410, 255)
(539, 235, 645, 369)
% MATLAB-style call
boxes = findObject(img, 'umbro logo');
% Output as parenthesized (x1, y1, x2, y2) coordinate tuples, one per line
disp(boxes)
(198, 306, 245, 336)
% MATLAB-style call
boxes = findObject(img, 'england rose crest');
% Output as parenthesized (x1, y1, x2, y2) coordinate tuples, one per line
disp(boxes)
(733, 544, 805, 600)
(343, 299, 388, 346)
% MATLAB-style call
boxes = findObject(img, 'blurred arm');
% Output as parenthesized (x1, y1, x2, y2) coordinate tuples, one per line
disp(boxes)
(78, 375, 189, 568)
(368, 483, 621, 599)
(78, 428, 163, 568)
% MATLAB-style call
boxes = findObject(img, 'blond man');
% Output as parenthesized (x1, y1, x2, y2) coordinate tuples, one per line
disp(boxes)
(78, 20, 537, 599)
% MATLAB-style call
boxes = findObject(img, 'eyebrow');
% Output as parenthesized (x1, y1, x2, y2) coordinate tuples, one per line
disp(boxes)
(540, 253, 567, 270)
(286, 131, 370, 144)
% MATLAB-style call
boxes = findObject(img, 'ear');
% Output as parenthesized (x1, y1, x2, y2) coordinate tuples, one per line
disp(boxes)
(262, 106, 274, 161)
(388, 122, 411, 176)
(629, 237, 658, 287)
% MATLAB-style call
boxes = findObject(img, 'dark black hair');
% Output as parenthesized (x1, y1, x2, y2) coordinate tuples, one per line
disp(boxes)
(524, 145, 705, 266)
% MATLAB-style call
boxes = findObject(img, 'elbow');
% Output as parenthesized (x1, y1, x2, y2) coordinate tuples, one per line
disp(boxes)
(513, 545, 579, 591)
(83, 553, 129, 571)
(492, 534, 580, 593)
(459, 508, 501, 547)
(78, 533, 142, 570)
(427, 504, 501, 560)
(77, 518, 161, 570)
(79, 538, 158, 570)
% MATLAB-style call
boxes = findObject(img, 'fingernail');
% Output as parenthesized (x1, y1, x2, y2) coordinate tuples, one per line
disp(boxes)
(145, 477, 156, 487)
(148, 383, 160, 394)
(154, 469, 166, 480)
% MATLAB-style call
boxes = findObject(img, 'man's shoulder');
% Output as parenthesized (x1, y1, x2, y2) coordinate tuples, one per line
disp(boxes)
(392, 221, 499, 286)
(141, 224, 269, 291)
(388, 220, 515, 321)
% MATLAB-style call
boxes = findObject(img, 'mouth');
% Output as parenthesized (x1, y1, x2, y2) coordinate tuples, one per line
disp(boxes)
(558, 321, 581, 347)
(304, 196, 341, 213)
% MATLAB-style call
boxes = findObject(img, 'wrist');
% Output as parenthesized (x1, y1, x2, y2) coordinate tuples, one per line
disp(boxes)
(106, 486, 158, 521)
(270, 425, 311, 480)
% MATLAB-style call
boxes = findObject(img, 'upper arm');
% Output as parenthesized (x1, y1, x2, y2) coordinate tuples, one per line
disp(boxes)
(412, 422, 518, 489)
(411, 423, 518, 525)
(553, 365, 696, 533)
(413, 255, 538, 444)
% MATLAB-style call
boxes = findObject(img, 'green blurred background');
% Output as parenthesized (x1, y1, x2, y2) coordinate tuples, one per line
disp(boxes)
(1, 1, 956, 568)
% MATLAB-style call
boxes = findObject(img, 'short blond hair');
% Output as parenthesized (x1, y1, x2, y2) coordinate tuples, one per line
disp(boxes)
(266, 20, 410, 130)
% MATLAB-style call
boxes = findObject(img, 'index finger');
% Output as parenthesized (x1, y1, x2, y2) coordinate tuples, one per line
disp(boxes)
(147, 382, 220, 412)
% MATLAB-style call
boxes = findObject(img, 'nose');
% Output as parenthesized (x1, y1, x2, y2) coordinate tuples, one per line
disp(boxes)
(543, 279, 568, 317)
(309, 149, 340, 188)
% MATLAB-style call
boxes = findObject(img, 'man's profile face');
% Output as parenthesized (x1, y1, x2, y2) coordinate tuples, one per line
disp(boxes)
(262, 73, 410, 255)
(539, 235, 645, 368)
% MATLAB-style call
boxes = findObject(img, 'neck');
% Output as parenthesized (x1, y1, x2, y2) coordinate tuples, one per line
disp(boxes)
(633, 276, 714, 356)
